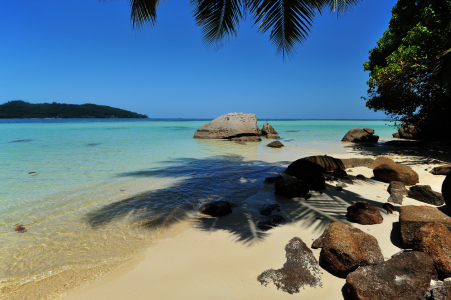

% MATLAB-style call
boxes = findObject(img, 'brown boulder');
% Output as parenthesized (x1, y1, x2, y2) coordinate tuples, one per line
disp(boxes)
(261, 122, 278, 135)
(408, 185, 444, 206)
(346, 251, 437, 300)
(413, 222, 451, 279)
(373, 163, 419, 186)
(267, 141, 284, 148)
(317, 222, 384, 278)
(341, 128, 379, 143)
(431, 165, 451, 175)
(368, 157, 395, 169)
(286, 155, 345, 175)
(393, 132, 400, 138)
(399, 205, 451, 248)
(265, 133, 280, 139)
(388, 193, 403, 205)
(443, 173, 451, 206)
(340, 158, 374, 168)
(257, 237, 322, 294)
(387, 181, 408, 195)
(398, 125, 421, 139)
(363, 127, 374, 134)
(193, 113, 261, 139)
(347, 201, 383, 225)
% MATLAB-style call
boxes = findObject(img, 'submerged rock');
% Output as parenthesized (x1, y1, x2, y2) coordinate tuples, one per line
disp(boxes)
(198, 200, 232, 217)
(193, 113, 261, 139)
(257, 214, 286, 231)
(275, 179, 309, 198)
(267, 141, 284, 148)
(257, 237, 322, 294)
(259, 203, 281, 216)
(266, 133, 280, 139)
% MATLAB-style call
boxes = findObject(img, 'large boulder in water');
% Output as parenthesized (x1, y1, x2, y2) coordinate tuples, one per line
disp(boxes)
(398, 125, 421, 139)
(193, 113, 261, 139)
(341, 128, 379, 143)
(261, 122, 278, 135)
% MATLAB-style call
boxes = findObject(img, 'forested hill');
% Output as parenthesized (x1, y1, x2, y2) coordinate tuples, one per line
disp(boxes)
(0, 101, 148, 118)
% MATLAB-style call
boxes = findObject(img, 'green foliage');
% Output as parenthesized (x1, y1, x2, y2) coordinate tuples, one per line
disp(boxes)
(363, 0, 451, 138)
(114, 0, 362, 56)
(0, 101, 148, 118)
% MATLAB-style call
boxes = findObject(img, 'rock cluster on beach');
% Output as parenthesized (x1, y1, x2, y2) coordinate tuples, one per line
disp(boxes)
(254, 151, 451, 299)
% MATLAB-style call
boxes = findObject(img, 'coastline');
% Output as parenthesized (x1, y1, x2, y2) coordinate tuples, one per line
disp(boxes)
(64, 141, 450, 300)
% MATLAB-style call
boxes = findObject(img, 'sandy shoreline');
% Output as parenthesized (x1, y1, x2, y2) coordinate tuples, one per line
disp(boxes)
(64, 141, 450, 300)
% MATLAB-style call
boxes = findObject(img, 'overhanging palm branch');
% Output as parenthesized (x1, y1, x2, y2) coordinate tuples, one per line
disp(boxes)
(108, 0, 362, 55)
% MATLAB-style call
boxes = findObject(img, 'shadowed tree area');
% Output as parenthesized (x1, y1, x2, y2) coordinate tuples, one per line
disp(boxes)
(86, 154, 387, 245)
(363, 0, 451, 138)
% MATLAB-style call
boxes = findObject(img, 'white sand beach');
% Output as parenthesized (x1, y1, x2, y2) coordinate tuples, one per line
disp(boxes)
(66, 144, 450, 300)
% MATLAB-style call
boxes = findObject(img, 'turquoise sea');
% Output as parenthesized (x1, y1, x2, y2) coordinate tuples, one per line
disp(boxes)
(0, 118, 395, 299)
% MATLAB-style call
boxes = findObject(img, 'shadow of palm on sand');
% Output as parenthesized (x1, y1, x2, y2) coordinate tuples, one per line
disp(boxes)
(85, 154, 395, 245)
(85, 155, 288, 231)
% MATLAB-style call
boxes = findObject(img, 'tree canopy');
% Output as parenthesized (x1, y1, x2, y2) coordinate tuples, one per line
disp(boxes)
(0, 100, 148, 118)
(363, 0, 451, 138)
(116, 0, 362, 56)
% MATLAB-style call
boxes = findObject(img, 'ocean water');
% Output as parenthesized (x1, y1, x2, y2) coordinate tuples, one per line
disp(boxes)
(0, 118, 395, 299)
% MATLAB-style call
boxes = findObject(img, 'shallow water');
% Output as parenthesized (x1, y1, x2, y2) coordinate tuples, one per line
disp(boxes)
(0, 118, 395, 299)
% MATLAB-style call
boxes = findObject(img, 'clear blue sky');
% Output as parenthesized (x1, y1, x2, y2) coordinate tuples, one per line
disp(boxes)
(0, 0, 398, 119)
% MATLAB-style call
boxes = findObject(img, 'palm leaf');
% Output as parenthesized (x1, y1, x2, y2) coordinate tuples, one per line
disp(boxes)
(191, 0, 244, 48)
(247, 0, 361, 56)
(128, 0, 163, 29)
(247, 0, 318, 56)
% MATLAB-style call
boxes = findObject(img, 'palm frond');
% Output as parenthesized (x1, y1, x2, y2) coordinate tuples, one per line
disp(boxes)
(128, 0, 163, 29)
(322, 0, 362, 16)
(248, 0, 318, 56)
(191, 0, 244, 48)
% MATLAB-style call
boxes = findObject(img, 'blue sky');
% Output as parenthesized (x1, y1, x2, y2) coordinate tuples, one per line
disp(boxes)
(0, 0, 398, 119)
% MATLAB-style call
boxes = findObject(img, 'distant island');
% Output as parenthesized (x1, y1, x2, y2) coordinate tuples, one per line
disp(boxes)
(0, 100, 148, 118)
